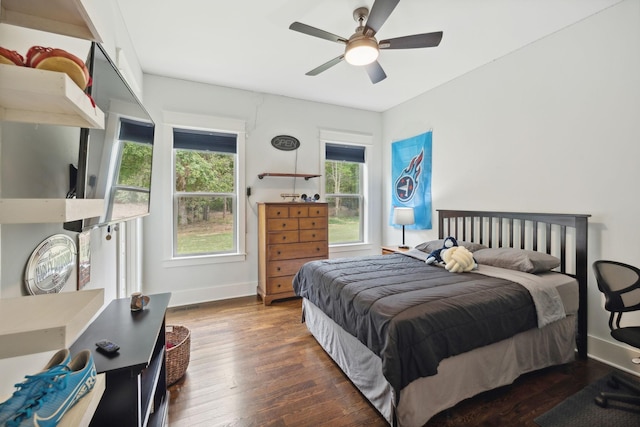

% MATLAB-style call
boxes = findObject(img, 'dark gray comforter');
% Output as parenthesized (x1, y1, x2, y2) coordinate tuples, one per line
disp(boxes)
(292, 254, 537, 392)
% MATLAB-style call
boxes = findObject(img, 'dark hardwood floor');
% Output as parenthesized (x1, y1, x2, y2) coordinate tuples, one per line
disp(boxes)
(166, 296, 614, 426)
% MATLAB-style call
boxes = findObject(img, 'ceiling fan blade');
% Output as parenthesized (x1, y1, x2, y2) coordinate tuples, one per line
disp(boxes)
(379, 31, 443, 49)
(364, 61, 387, 84)
(289, 22, 348, 44)
(364, 0, 400, 36)
(306, 55, 345, 76)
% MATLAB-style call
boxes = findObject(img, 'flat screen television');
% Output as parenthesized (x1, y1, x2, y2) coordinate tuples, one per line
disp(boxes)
(64, 42, 155, 232)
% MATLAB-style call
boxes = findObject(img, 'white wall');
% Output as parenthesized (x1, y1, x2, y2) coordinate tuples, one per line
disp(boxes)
(140, 75, 383, 306)
(382, 0, 640, 374)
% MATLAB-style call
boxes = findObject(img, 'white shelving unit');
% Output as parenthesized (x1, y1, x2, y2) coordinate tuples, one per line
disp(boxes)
(0, 0, 106, 224)
(0, 198, 104, 224)
(0, 64, 105, 129)
(0, 2, 108, 424)
(0, 0, 102, 42)
(0, 289, 104, 359)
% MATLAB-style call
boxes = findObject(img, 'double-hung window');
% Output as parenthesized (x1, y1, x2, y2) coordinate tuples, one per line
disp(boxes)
(172, 127, 239, 257)
(323, 140, 367, 245)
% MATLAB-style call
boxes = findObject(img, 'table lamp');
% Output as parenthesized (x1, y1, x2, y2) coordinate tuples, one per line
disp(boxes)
(393, 207, 415, 249)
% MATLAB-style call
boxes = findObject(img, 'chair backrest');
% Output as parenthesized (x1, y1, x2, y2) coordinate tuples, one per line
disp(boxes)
(593, 260, 640, 320)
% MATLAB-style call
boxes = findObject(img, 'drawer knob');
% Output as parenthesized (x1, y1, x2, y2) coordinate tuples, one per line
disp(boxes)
(277, 284, 281, 288)
(312, 233, 316, 238)
(277, 267, 281, 271)
(282, 236, 287, 241)
(282, 223, 287, 228)
(297, 210, 301, 215)
(277, 251, 281, 255)
(311, 222, 316, 226)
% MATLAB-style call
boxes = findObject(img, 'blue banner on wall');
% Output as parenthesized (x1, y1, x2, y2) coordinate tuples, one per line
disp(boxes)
(390, 131, 432, 229)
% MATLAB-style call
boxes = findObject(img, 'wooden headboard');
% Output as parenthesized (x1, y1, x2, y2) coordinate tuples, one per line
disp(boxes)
(437, 209, 590, 358)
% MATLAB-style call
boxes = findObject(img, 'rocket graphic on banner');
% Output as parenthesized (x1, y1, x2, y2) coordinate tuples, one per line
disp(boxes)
(390, 131, 432, 229)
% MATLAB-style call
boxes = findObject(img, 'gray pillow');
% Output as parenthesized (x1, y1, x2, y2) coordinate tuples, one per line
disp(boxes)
(415, 239, 487, 254)
(473, 248, 560, 273)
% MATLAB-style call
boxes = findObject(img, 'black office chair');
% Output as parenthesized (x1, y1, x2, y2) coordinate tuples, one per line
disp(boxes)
(592, 260, 640, 408)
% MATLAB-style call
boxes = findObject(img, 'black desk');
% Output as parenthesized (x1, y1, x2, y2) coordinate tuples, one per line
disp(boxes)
(71, 292, 171, 427)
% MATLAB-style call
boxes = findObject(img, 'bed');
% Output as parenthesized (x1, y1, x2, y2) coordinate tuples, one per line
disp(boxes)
(292, 209, 590, 427)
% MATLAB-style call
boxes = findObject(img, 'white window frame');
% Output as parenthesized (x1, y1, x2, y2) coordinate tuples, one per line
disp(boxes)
(320, 129, 372, 249)
(163, 111, 246, 266)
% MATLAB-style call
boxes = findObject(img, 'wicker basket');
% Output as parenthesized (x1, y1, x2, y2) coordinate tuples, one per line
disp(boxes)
(166, 325, 191, 386)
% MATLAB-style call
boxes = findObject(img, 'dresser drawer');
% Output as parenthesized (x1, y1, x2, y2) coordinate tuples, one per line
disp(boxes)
(267, 231, 299, 245)
(289, 206, 308, 217)
(299, 217, 327, 230)
(266, 205, 290, 218)
(266, 218, 299, 231)
(307, 205, 328, 217)
(268, 242, 328, 260)
(266, 276, 295, 294)
(299, 229, 327, 242)
(267, 257, 324, 277)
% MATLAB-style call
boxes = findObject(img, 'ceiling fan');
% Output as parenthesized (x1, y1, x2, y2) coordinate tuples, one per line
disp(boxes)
(289, 0, 443, 84)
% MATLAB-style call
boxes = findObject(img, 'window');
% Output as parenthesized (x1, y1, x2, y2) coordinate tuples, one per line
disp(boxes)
(109, 118, 154, 222)
(172, 127, 238, 257)
(324, 142, 366, 244)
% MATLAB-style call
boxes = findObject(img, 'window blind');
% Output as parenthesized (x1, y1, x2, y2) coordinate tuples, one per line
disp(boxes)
(119, 118, 154, 144)
(325, 143, 365, 163)
(173, 128, 237, 153)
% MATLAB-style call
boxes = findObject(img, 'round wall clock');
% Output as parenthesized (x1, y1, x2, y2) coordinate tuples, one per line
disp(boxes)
(24, 234, 77, 295)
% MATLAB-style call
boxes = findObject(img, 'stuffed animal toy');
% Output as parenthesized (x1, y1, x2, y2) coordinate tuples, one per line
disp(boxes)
(442, 246, 476, 273)
(425, 236, 459, 265)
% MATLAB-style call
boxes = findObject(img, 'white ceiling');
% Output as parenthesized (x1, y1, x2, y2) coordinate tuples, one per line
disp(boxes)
(115, 0, 621, 112)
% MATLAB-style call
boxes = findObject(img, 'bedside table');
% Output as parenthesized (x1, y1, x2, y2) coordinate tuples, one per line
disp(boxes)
(381, 245, 410, 255)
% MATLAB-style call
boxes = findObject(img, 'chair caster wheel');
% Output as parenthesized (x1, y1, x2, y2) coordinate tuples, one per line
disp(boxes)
(594, 396, 608, 408)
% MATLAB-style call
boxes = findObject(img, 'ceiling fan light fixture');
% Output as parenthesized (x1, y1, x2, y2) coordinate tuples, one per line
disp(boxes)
(345, 37, 379, 66)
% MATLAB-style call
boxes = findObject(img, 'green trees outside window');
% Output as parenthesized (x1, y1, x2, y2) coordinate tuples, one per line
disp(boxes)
(173, 131, 237, 257)
(325, 159, 363, 244)
(111, 141, 153, 221)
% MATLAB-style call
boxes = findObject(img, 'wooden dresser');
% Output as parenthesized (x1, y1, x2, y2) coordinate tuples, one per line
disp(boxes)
(258, 202, 328, 305)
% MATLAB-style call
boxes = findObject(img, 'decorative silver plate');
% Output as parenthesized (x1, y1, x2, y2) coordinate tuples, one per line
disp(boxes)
(271, 135, 300, 151)
(24, 234, 77, 295)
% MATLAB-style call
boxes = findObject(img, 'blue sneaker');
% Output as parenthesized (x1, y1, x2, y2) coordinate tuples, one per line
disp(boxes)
(5, 350, 96, 427)
(0, 349, 71, 425)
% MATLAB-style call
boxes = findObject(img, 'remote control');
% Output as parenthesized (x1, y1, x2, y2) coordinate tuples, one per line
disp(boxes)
(95, 339, 120, 354)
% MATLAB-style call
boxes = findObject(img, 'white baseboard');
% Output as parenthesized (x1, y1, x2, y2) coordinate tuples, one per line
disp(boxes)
(167, 281, 256, 308)
(588, 334, 640, 377)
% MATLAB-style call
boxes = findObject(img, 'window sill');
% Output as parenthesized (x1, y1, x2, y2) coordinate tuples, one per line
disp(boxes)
(329, 242, 374, 254)
(163, 252, 247, 268)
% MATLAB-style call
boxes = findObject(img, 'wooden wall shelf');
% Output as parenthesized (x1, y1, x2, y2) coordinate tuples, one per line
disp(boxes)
(258, 173, 321, 180)
(0, 289, 104, 359)
(0, 198, 104, 224)
(0, 0, 103, 42)
(0, 65, 105, 129)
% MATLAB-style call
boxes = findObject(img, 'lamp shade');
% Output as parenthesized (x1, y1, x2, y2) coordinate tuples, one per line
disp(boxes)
(344, 38, 379, 66)
(393, 207, 415, 226)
